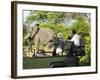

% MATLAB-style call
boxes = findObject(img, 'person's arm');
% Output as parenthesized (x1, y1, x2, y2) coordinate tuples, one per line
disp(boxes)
(70, 36, 74, 42)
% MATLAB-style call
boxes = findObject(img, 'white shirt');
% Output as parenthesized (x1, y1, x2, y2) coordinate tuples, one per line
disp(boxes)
(71, 34, 80, 46)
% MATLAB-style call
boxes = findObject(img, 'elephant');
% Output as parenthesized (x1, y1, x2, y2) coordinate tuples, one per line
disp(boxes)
(25, 25, 56, 56)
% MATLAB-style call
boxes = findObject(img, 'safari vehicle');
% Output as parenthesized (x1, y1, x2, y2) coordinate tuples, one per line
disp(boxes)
(23, 41, 85, 69)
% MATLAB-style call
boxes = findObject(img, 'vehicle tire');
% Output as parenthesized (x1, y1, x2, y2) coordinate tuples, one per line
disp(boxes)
(49, 61, 66, 68)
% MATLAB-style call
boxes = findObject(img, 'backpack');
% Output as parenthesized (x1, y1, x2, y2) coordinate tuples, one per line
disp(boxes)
(73, 37, 85, 56)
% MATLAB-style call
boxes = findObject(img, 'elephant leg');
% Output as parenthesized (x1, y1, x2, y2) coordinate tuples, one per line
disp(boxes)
(26, 38, 32, 52)
(35, 38, 40, 53)
(30, 40, 32, 52)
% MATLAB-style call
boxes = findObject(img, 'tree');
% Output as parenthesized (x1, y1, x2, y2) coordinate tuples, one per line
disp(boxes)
(26, 11, 66, 24)
(71, 16, 90, 35)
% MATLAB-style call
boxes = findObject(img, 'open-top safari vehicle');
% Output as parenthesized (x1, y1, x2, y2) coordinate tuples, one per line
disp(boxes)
(23, 40, 85, 69)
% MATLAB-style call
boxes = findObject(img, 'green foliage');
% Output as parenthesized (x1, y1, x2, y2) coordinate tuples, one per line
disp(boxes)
(80, 55, 91, 66)
(80, 35, 91, 66)
(25, 11, 47, 24)
(72, 16, 90, 35)
(26, 11, 65, 24)
(47, 12, 65, 24)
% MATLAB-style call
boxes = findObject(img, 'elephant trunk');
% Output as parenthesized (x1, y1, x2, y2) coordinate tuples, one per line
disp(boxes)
(31, 27, 40, 40)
